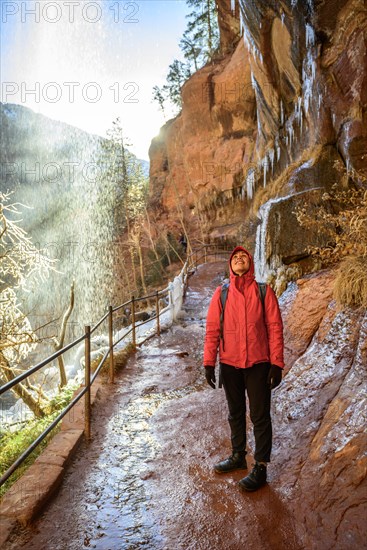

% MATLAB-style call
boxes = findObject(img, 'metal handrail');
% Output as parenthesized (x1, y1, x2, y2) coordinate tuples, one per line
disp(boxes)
(1, 384, 89, 484)
(0, 333, 87, 396)
(0, 243, 231, 488)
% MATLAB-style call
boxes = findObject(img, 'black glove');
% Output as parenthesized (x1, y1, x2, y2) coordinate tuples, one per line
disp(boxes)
(204, 366, 216, 389)
(267, 365, 282, 389)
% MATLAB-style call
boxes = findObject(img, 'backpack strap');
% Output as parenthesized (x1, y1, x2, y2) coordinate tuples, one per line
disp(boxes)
(220, 282, 229, 345)
(257, 282, 267, 310)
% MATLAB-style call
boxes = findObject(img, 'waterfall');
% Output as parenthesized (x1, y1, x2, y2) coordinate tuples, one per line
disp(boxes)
(269, 148, 275, 174)
(0, 103, 148, 427)
(246, 167, 256, 199)
(254, 189, 322, 282)
(254, 199, 273, 282)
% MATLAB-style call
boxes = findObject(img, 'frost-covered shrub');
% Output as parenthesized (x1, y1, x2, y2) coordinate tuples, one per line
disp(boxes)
(295, 185, 367, 308)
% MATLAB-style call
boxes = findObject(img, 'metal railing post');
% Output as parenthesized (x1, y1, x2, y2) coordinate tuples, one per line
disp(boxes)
(108, 306, 115, 384)
(84, 325, 91, 441)
(131, 295, 136, 347)
(156, 290, 160, 336)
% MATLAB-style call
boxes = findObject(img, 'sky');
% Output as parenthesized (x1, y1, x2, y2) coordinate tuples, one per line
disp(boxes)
(0, 0, 190, 160)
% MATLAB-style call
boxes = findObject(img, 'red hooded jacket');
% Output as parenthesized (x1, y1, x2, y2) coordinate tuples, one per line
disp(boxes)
(203, 246, 284, 369)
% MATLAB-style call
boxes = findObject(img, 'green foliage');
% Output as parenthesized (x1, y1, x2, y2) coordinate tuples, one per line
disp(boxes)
(152, 0, 220, 114)
(144, 260, 165, 287)
(127, 162, 149, 220)
(185, 0, 220, 64)
(0, 415, 59, 498)
(144, 233, 184, 287)
(45, 380, 80, 413)
(164, 232, 184, 264)
(166, 60, 192, 108)
(96, 118, 149, 234)
(152, 85, 166, 117)
(180, 31, 202, 72)
(152, 61, 192, 113)
(0, 379, 80, 497)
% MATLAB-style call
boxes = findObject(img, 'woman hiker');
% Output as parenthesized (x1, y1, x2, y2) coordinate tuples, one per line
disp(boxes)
(203, 246, 284, 491)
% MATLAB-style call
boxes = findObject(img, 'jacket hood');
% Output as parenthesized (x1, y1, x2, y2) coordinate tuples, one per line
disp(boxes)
(229, 246, 255, 284)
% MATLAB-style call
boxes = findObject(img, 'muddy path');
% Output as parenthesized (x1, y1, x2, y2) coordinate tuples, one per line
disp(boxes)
(6, 262, 302, 550)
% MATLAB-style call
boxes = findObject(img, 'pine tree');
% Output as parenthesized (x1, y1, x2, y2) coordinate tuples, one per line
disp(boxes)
(97, 118, 149, 295)
(152, 0, 219, 114)
(179, 30, 202, 71)
(185, 0, 220, 65)
(152, 85, 167, 119)
(97, 118, 148, 235)
(163, 60, 192, 109)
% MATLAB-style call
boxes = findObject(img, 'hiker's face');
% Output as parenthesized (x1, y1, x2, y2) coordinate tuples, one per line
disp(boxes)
(231, 252, 250, 276)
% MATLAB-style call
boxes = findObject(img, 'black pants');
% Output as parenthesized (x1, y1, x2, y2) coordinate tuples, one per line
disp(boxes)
(220, 362, 272, 463)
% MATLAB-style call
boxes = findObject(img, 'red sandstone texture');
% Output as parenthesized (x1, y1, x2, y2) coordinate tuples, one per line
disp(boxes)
(149, 37, 256, 216)
(280, 269, 335, 371)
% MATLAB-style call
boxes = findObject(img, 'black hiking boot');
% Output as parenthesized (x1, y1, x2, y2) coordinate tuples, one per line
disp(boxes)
(214, 452, 247, 474)
(238, 462, 267, 491)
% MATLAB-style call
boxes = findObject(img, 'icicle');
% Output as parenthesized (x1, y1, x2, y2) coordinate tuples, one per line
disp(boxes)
(242, 21, 263, 62)
(310, 55, 316, 80)
(304, 89, 310, 115)
(231, 0, 236, 14)
(262, 154, 268, 187)
(251, 71, 256, 91)
(280, 101, 284, 125)
(269, 148, 275, 174)
(294, 97, 301, 124)
(346, 158, 350, 177)
(281, 12, 285, 26)
(286, 120, 294, 149)
(257, 113, 262, 136)
(305, 24, 315, 47)
(246, 168, 256, 200)
(275, 137, 281, 161)
(294, 97, 303, 134)
(300, 106, 303, 134)
(254, 223, 263, 280)
(302, 24, 316, 115)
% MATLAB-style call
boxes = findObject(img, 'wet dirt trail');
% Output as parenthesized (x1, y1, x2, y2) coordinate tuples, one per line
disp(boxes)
(7, 262, 303, 550)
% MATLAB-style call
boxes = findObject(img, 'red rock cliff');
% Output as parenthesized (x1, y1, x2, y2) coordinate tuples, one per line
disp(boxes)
(149, 0, 367, 247)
